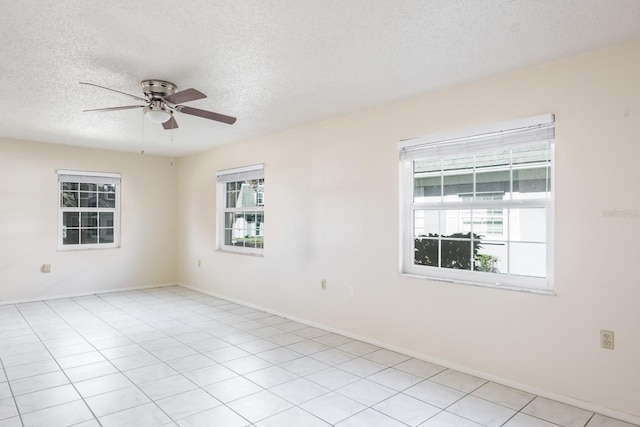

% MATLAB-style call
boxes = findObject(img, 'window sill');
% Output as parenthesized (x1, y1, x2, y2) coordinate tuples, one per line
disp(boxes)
(58, 244, 120, 251)
(400, 272, 555, 296)
(216, 248, 264, 257)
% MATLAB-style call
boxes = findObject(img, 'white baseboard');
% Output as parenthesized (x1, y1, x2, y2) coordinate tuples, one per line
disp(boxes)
(179, 282, 640, 425)
(0, 282, 178, 305)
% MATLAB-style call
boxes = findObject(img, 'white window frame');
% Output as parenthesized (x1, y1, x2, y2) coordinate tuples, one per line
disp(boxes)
(58, 170, 121, 250)
(216, 164, 265, 256)
(399, 114, 555, 294)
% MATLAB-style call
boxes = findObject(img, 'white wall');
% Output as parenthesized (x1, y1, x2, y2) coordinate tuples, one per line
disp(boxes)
(0, 139, 178, 301)
(177, 40, 640, 419)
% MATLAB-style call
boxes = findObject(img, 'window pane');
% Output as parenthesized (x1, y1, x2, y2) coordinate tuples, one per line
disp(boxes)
(255, 213, 265, 236)
(99, 212, 114, 227)
(225, 212, 235, 228)
(475, 241, 506, 273)
(443, 173, 473, 201)
(79, 192, 97, 207)
(98, 192, 116, 208)
(237, 183, 257, 208)
(509, 208, 546, 242)
(414, 210, 439, 236)
(513, 167, 550, 198)
(81, 212, 98, 228)
(470, 207, 505, 239)
(81, 229, 98, 244)
(414, 175, 440, 203)
(99, 228, 114, 243)
(63, 228, 79, 245)
(414, 237, 438, 267)
(63, 212, 80, 227)
(476, 170, 509, 197)
(80, 183, 96, 191)
(441, 238, 473, 270)
(61, 191, 78, 207)
(62, 182, 78, 191)
(442, 210, 472, 235)
(226, 189, 239, 208)
(510, 242, 546, 277)
(100, 184, 115, 193)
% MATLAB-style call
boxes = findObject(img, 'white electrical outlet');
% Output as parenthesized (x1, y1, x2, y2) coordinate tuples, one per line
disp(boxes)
(41, 264, 51, 273)
(197, 260, 201, 267)
(600, 330, 614, 350)
(348, 286, 354, 297)
(321, 279, 326, 290)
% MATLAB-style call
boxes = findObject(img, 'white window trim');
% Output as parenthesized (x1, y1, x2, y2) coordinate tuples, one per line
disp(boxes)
(57, 169, 121, 251)
(216, 164, 265, 256)
(399, 115, 555, 294)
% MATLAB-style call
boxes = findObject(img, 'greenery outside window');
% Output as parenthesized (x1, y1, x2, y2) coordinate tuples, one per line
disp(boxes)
(400, 115, 555, 293)
(58, 170, 121, 250)
(217, 164, 265, 255)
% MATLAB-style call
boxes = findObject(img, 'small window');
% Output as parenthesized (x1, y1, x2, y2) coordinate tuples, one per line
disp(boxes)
(58, 170, 121, 250)
(217, 164, 265, 255)
(399, 115, 554, 293)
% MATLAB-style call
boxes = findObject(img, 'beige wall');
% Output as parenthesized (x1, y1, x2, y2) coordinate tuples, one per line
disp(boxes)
(177, 40, 640, 419)
(0, 139, 178, 301)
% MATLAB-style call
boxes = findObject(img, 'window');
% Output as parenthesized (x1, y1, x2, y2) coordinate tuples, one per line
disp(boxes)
(58, 170, 121, 250)
(400, 115, 554, 293)
(217, 164, 265, 255)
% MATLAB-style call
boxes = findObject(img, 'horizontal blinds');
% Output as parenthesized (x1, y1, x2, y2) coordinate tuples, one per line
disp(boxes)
(216, 164, 264, 183)
(400, 114, 554, 160)
(58, 170, 121, 185)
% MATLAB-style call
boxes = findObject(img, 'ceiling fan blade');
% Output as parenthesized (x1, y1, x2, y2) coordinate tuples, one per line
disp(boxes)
(80, 82, 148, 102)
(162, 115, 179, 130)
(83, 105, 145, 112)
(163, 88, 206, 105)
(176, 106, 237, 125)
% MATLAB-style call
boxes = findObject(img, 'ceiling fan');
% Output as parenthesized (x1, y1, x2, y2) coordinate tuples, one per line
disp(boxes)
(80, 79, 236, 129)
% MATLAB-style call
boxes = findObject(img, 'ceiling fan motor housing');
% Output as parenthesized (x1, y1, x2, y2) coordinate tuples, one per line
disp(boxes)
(141, 80, 177, 99)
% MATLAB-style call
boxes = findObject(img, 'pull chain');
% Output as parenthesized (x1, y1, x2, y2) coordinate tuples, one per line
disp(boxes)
(140, 110, 145, 155)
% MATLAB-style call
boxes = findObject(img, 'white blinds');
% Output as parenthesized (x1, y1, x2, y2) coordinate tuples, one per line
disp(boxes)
(399, 114, 555, 160)
(58, 170, 121, 185)
(216, 164, 264, 183)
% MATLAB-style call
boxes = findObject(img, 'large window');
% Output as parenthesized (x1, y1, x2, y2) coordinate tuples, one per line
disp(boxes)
(217, 164, 264, 255)
(400, 115, 554, 293)
(58, 170, 121, 250)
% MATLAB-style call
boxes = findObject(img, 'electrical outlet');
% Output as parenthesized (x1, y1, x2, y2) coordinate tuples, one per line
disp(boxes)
(41, 264, 51, 273)
(348, 286, 355, 297)
(600, 330, 614, 350)
(321, 279, 326, 290)
(197, 260, 201, 267)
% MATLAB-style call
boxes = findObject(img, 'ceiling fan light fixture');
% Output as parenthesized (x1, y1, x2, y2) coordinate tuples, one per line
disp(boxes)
(144, 103, 172, 124)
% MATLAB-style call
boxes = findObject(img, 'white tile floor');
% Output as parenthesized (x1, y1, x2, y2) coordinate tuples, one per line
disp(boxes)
(0, 286, 636, 427)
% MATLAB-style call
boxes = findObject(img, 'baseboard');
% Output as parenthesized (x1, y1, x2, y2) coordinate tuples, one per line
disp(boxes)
(179, 282, 640, 425)
(0, 282, 179, 306)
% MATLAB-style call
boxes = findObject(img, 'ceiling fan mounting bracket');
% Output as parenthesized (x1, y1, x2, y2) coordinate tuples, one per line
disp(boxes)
(141, 80, 177, 99)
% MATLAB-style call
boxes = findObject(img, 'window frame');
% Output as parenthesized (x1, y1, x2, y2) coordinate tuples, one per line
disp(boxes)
(57, 170, 121, 251)
(399, 115, 555, 294)
(216, 164, 265, 256)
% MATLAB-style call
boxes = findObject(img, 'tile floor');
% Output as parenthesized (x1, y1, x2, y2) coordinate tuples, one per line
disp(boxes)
(0, 286, 636, 427)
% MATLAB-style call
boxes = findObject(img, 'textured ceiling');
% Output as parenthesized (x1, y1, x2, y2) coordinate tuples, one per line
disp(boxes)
(1, 1, 639, 156)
